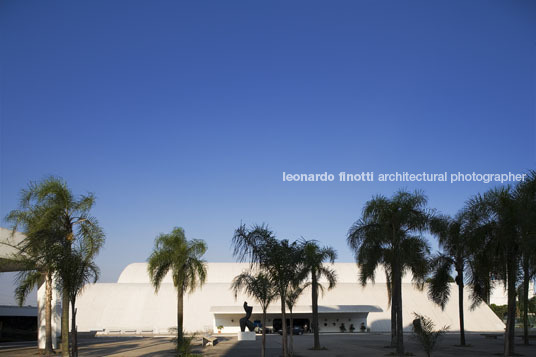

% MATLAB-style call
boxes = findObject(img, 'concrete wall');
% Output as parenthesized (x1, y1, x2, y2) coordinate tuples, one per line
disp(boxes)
(489, 280, 535, 306)
(73, 262, 505, 335)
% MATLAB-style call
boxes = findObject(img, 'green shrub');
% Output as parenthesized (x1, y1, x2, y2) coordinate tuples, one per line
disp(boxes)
(412, 313, 448, 357)
(490, 304, 508, 321)
(169, 328, 201, 357)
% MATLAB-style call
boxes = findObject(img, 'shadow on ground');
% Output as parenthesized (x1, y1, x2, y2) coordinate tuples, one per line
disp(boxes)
(3, 333, 536, 356)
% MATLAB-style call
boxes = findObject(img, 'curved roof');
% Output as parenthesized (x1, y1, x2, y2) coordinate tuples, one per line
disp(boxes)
(117, 262, 414, 284)
(0, 227, 26, 257)
(117, 262, 255, 284)
(0, 227, 27, 272)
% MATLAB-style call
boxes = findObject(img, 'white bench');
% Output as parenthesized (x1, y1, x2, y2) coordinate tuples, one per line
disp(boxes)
(203, 336, 218, 347)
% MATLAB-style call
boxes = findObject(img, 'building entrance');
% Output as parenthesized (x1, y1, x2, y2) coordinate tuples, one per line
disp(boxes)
(273, 318, 310, 332)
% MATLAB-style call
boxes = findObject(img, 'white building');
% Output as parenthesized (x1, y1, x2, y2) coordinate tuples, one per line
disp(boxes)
(489, 280, 535, 306)
(73, 262, 505, 335)
(0, 227, 61, 349)
(0, 227, 513, 347)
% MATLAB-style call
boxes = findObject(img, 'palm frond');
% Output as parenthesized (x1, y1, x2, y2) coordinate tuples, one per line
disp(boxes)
(427, 254, 454, 310)
(231, 271, 277, 310)
(15, 269, 43, 306)
(147, 227, 207, 296)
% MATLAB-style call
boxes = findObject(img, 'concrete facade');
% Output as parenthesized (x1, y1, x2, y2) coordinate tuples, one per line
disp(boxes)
(74, 262, 505, 335)
(0, 227, 513, 343)
(489, 280, 535, 306)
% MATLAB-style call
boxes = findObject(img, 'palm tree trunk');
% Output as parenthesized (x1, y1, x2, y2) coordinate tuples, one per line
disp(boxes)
(394, 263, 404, 356)
(386, 261, 397, 348)
(44, 272, 54, 354)
(71, 299, 77, 357)
(390, 292, 397, 347)
(61, 287, 70, 356)
(261, 310, 267, 357)
(177, 288, 184, 345)
(457, 269, 466, 346)
(522, 264, 530, 345)
(289, 308, 294, 356)
(281, 293, 288, 357)
(62, 230, 73, 357)
(311, 273, 321, 350)
(504, 259, 517, 357)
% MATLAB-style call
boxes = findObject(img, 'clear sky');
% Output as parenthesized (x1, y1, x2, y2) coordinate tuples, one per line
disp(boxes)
(1, 1, 535, 304)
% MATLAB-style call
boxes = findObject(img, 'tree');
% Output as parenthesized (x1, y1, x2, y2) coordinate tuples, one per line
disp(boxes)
(300, 240, 337, 350)
(427, 212, 471, 346)
(347, 190, 431, 355)
(6, 178, 105, 356)
(515, 171, 536, 345)
(490, 304, 508, 321)
(465, 187, 521, 357)
(231, 271, 277, 357)
(517, 295, 536, 316)
(232, 224, 302, 357)
(8, 229, 59, 355)
(7, 177, 105, 356)
(5, 177, 101, 355)
(147, 227, 207, 348)
(56, 248, 99, 356)
(286, 283, 305, 356)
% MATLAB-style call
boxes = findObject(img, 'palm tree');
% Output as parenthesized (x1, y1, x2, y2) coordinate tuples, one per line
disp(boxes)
(515, 171, 536, 345)
(465, 187, 520, 357)
(9, 231, 58, 355)
(56, 248, 99, 357)
(300, 240, 337, 350)
(427, 213, 471, 346)
(45, 179, 103, 357)
(232, 224, 302, 357)
(6, 177, 105, 356)
(347, 190, 431, 355)
(231, 271, 277, 357)
(147, 227, 207, 347)
(5, 178, 91, 355)
(286, 283, 305, 356)
(260, 238, 301, 357)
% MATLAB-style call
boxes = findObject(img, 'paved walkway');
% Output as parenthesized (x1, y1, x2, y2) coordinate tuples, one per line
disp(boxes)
(1, 333, 536, 356)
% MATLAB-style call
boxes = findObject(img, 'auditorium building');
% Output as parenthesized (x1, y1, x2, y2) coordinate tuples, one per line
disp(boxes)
(72, 262, 504, 336)
(0, 228, 508, 349)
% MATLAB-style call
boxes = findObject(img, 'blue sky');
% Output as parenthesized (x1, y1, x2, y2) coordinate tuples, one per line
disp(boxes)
(1, 1, 535, 302)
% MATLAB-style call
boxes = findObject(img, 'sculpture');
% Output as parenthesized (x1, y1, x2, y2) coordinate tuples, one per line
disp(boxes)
(239, 301, 255, 332)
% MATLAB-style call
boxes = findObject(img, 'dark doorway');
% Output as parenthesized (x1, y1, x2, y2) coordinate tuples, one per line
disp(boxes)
(273, 318, 310, 332)
(0, 316, 37, 342)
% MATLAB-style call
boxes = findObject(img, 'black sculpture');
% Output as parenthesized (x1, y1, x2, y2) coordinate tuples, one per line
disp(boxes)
(239, 301, 255, 332)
